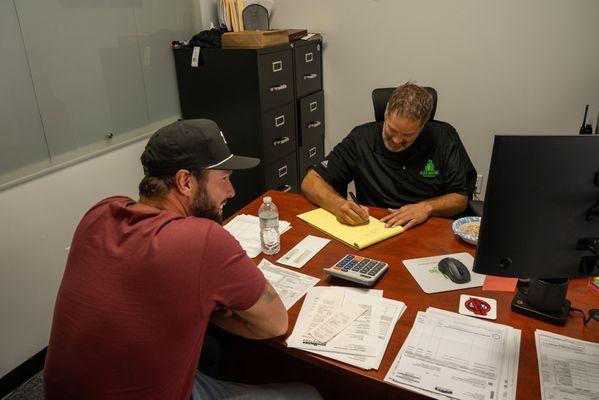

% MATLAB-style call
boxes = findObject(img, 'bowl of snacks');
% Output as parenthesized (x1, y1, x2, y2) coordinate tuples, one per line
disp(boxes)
(452, 216, 481, 245)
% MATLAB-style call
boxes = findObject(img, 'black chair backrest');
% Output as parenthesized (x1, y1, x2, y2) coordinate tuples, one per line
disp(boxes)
(372, 87, 437, 123)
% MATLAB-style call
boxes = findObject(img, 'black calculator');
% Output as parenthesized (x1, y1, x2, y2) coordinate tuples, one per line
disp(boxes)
(323, 254, 389, 286)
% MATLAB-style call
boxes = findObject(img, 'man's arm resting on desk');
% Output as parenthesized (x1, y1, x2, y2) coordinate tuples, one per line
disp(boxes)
(210, 281, 288, 340)
(381, 193, 468, 230)
(301, 170, 369, 225)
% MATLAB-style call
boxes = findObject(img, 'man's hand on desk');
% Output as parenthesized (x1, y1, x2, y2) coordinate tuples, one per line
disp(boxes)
(333, 199, 370, 226)
(381, 202, 432, 230)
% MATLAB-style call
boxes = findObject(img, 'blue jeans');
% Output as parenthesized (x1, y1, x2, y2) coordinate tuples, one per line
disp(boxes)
(191, 370, 322, 400)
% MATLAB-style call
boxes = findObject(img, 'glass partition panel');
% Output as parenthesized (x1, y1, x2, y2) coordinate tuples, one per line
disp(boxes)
(0, 0, 51, 184)
(15, 0, 150, 162)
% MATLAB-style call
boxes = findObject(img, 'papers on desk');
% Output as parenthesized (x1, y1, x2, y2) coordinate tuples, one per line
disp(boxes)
(297, 208, 403, 250)
(385, 308, 521, 400)
(224, 214, 291, 258)
(257, 259, 319, 310)
(277, 235, 330, 269)
(287, 286, 406, 370)
(535, 329, 599, 400)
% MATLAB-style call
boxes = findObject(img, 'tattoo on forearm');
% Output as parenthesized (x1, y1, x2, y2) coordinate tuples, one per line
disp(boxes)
(260, 282, 277, 303)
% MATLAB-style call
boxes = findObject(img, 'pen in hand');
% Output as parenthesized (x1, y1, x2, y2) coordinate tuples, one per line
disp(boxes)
(349, 191, 369, 224)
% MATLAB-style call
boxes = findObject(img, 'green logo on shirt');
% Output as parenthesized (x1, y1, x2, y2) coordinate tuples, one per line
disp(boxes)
(420, 159, 439, 178)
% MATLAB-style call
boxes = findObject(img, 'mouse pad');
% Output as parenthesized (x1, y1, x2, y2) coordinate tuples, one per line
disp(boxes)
(402, 252, 486, 294)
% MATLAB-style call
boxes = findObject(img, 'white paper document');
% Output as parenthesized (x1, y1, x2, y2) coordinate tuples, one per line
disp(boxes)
(535, 329, 599, 400)
(257, 259, 319, 310)
(277, 235, 330, 269)
(385, 307, 521, 400)
(224, 214, 291, 258)
(309, 301, 366, 344)
(287, 286, 405, 370)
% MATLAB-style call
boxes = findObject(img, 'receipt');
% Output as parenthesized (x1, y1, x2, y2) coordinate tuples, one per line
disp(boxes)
(309, 302, 366, 344)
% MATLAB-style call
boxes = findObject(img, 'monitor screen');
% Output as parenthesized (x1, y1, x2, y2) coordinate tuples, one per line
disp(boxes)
(474, 135, 599, 279)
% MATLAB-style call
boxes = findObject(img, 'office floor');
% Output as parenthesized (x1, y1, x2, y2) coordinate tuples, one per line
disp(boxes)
(3, 372, 43, 400)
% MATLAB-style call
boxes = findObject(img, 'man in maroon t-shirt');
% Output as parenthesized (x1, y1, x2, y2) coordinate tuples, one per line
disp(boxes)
(44, 120, 321, 400)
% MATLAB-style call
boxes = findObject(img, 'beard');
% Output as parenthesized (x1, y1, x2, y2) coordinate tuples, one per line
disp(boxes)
(189, 186, 223, 224)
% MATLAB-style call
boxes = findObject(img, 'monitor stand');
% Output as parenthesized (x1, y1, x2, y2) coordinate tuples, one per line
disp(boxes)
(511, 279, 570, 325)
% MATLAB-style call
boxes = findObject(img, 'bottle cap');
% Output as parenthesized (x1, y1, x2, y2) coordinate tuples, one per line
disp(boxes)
(263, 196, 272, 203)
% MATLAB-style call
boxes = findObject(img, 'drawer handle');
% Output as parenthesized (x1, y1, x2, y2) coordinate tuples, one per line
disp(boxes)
(278, 165, 288, 178)
(308, 147, 317, 158)
(307, 121, 322, 129)
(305, 52, 314, 63)
(274, 115, 285, 127)
(272, 136, 290, 146)
(309, 101, 318, 112)
(303, 73, 318, 80)
(270, 84, 288, 92)
(272, 60, 283, 72)
(277, 184, 292, 193)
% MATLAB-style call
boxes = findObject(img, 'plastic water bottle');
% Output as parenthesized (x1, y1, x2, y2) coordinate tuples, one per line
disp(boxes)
(259, 196, 280, 255)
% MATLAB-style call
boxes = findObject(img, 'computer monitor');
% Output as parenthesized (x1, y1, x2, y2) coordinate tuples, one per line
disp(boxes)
(473, 135, 599, 324)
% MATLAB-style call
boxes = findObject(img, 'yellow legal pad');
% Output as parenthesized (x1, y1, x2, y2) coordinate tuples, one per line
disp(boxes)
(297, 208, 404, 250)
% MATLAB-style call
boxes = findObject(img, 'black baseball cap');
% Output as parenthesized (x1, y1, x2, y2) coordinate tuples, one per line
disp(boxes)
(143, 119, 260, 176)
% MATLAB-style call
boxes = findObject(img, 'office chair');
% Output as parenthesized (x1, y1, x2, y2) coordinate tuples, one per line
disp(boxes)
(372, 87, 482, 217)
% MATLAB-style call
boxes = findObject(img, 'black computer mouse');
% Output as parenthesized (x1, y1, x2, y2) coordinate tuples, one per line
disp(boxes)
(438, 257, 471, 284)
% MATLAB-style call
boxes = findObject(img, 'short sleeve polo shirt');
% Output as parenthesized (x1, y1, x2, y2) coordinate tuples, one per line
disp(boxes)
(313, 121, 469, 208)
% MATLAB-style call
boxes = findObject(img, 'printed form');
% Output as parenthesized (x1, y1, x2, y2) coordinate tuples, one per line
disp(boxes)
(287, 286, 405, 370)
(535, 329, 599, 400)
(385, 308, 520, 400)
(257, 259, 319, 310)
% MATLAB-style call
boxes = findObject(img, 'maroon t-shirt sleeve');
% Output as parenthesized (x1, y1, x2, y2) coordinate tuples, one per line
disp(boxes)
(199, 223, 266, 315)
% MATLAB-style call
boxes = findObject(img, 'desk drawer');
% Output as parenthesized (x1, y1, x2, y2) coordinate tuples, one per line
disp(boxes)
(298, 91, 325, 146)
(298, 134, 324, 183)
(264, 152, 298, 194)
(258, 50, 293, 110)
(294, 42, 322, 98)
(261, 103, 296, 162)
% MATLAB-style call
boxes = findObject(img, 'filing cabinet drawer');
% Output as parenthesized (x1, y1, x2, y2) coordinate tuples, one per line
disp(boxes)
(298, 91, 325, 146)
(294, 42, 322, 98)
(298, 134, 324, 183)
(258, 50, 294, 111)
(264, 152, 299, 194)
(261, 103, 296, 162)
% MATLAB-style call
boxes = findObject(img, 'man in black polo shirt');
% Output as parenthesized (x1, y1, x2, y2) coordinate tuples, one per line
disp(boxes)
(301, 82, 471, 230)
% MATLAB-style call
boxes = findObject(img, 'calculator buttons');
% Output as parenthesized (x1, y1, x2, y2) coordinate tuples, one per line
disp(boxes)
(324, 254, 389, 286)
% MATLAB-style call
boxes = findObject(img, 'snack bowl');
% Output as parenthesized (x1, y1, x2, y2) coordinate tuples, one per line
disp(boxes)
(452, 216, 481, 245)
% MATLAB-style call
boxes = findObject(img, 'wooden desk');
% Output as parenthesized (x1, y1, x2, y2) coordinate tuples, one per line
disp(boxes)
(216, 191, 598, 399)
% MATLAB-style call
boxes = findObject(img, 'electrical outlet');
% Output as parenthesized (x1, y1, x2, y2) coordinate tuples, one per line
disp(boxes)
(475, 174, 484, 195)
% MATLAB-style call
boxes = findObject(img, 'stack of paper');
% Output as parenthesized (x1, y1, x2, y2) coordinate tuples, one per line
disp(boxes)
(535, 329, 599, 400)
(257, 259, 319, 310)
(224, 214, 291, 258)
(297, 208, 403, 250)
(287, 286, 406, 370)
(385, 308, 521, 400)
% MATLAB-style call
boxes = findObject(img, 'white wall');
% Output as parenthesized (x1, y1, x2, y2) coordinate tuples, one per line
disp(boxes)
(0, 139, 146, 377)
(268, 0, 599, 196)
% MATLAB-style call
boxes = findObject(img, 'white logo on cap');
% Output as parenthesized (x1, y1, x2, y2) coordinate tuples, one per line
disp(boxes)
(321, 160, 328, 168)
(220, 131, 227, 144)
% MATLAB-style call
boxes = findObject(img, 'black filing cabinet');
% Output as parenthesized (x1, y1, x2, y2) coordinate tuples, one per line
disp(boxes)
(173, 37, 324, 218)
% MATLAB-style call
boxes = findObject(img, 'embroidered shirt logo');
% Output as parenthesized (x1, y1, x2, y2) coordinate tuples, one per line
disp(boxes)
(420, 159, 439, 178)
(321, 160, 328, 168)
